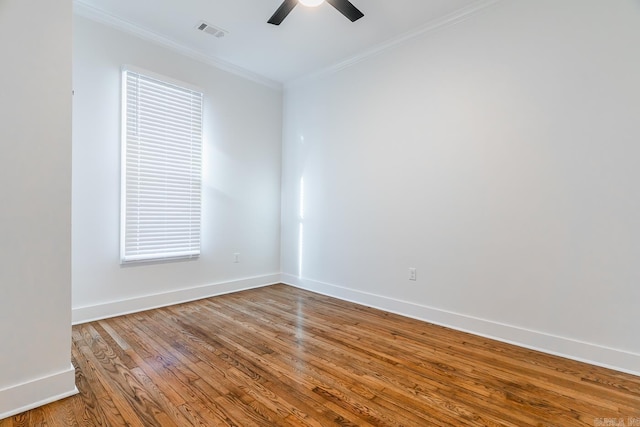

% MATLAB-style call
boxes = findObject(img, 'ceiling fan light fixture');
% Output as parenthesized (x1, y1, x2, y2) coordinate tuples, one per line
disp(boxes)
(298, 0, 324, 7)
(268, 0, 363, 25)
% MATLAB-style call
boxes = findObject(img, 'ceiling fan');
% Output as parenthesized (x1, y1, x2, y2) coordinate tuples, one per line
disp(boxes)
(268, 0, 364, 26)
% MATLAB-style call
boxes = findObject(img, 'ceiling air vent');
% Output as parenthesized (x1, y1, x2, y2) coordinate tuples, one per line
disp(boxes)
(196, 21, 228, 38)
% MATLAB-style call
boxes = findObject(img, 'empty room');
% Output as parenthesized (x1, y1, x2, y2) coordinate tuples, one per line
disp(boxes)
(1, 0, 639, 425)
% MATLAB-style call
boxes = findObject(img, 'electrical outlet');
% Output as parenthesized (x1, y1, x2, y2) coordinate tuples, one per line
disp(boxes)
(409, 268, 417, 281)
(234, 253, 240, 263)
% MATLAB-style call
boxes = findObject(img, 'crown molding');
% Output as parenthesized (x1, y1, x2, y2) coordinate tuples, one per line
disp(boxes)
(73, 0, 282, 91)
(285, 0, 503, 89)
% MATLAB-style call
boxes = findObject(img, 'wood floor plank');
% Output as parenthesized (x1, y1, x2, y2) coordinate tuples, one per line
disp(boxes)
(70, 332, 130, 426)
(74, 325, 148, 427)
(214, 292, 533, 425)
(111, 315, 240, 425)
(3, 284, 639, 426)
(186, 298, 384, 426)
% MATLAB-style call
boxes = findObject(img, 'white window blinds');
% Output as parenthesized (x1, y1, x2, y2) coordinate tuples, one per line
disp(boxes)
(121, 67, 203, 263)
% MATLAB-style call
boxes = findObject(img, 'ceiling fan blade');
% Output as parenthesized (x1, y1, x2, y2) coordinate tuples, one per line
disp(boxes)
(325, 0, 364, 22)
(268, 0, 298, 25)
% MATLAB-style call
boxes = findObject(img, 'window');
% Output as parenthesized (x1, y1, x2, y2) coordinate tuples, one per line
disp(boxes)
(120, 66, 203, 263)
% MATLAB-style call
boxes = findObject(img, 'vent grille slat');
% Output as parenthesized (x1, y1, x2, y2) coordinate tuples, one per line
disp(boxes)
(195, 21, 228, 38)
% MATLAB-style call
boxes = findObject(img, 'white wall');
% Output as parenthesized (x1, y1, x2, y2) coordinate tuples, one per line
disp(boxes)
(281, 0, 640, 374)
(0, 0, 78, 418)
(72, 16, 283, 322)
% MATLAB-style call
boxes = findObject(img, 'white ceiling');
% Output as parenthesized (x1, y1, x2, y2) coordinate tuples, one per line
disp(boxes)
(74, 0, 496, 86)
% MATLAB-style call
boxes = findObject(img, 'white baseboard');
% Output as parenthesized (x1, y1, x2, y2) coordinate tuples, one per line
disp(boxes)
(72, 274, 281, 324)
(0, 364, 78, 420)
(281, 274, 640, 377)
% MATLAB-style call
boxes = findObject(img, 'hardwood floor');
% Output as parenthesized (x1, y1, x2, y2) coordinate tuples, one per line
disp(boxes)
(2, 284, 639, 426)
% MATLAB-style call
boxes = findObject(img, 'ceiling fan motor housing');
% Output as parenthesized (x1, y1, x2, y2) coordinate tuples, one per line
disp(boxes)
(268, 0, 364, 26)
